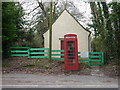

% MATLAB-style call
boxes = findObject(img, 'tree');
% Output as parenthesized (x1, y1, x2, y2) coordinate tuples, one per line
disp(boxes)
(24, 0, 64, 47)
(2, 2, 26, 58)
(89, 1, 119, 64)
(109, 2, 120, 61)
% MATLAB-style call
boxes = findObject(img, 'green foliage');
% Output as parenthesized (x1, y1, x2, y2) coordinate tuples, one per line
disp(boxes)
(91, 37, 103, 52)
(2, 2, 26, 58)
(89, 2, 120, 64)
(109, 3, 120, 62)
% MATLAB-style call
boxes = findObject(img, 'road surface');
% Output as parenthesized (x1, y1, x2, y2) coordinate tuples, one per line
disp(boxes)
(2, 66, 118, 88)
(2, 73, 118, 88)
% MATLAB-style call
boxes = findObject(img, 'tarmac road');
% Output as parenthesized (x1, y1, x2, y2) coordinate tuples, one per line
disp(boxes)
(2, 73, 118, 88)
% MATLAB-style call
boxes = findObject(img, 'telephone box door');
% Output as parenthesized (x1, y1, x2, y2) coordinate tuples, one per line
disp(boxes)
(64, 34, 79, 70)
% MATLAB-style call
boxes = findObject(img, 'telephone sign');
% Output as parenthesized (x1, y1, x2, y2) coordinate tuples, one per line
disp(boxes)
(64, 34, 79, 70)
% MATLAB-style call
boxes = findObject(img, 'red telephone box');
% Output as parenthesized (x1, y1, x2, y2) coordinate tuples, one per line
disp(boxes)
(64, 34, 79, 70)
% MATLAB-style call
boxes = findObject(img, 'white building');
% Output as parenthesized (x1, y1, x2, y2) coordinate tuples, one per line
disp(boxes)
(44, 10, 91, 52)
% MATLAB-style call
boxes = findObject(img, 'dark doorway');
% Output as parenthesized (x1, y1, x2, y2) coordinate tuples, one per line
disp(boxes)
(61, 40, 64, 58)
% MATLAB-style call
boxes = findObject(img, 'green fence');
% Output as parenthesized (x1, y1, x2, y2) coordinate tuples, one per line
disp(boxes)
(10, 47, 29, 56)
(52, 50, 64, 60)
(29, 48, 49, 58)
(10, 47, 104, 66)
(88, 52, 104, 66)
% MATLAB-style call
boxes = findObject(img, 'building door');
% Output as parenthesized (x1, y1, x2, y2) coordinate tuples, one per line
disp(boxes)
(61, 40, 64, 58)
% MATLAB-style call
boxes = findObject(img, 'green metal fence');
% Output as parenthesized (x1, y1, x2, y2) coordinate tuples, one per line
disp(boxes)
(29, 48, 49, 58)
(10, 47, 29, 56)
(10, 47, 104, 66)
(88, 52, 104, 66)
(51, 50, 64, 60)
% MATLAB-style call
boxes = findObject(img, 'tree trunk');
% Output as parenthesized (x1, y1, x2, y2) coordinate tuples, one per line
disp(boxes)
(101, 2, 112, 31)
(48, 0, 53, 62)
(90, 2, 102, 36)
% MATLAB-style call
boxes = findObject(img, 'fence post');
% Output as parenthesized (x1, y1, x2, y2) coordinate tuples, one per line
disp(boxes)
(88, 52, 91, 66)
(47, 48, 49, 59)
(28, 47, 30, 58)
(101, 52, 104, 65)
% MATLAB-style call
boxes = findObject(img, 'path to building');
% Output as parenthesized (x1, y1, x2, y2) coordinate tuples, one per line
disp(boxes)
(2, 66, 118, 88)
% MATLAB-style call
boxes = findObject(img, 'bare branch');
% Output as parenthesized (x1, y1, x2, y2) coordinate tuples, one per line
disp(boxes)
(27, 6, 40, 15)
(36, 0, 47, 17)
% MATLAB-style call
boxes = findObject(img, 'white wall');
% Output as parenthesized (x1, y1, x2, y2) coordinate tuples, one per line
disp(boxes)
(44, 10, 90, 52)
